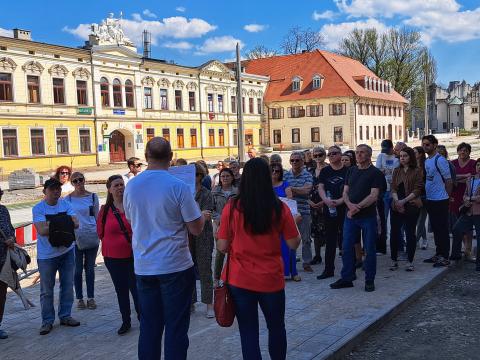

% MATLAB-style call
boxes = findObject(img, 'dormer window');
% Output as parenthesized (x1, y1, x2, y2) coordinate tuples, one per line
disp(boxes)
(312, 74, 324, 89)
(292, 76, 302, 92)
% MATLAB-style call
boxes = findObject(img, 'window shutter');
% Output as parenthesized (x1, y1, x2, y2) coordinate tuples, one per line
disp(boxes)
(269, 108, 273, 119)
(306, 105, 311, 117)
(342, 103, 346, 115)
(287, 107, 292, 118)
(329, 104, 333, 115)
(299, 107, 305, 117)
(280, 108, 284, 118)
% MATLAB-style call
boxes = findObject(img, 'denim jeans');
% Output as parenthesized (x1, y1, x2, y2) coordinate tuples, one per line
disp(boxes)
(298, 214, 312, 265)
(37, 248, 75, 325)
(228, 285, 287, 360)
(137, 266, 195, 360)
(74, 245, 98, 299)
(452, 215, 480, 265)
(341, 216, 377, 282)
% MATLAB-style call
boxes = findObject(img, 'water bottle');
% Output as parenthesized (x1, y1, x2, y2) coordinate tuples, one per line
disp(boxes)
(326, 191, 337, 217)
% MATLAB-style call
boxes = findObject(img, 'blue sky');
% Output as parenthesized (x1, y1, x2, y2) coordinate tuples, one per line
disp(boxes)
(1, 0, 479, 86)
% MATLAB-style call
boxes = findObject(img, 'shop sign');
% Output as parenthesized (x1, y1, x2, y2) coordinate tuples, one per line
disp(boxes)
(78, 107, 93, 115)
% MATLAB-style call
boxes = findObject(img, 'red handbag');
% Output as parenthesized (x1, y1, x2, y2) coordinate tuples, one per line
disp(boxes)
(213, 204, 235, 327)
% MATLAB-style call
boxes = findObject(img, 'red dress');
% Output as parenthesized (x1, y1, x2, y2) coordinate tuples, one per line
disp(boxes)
(450, 159, 476, 214)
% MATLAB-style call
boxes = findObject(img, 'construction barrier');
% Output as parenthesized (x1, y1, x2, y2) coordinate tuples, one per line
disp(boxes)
(15, 222, 37, 247)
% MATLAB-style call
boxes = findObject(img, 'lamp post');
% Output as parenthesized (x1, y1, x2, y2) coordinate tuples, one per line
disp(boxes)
(235, 43, 245, 163)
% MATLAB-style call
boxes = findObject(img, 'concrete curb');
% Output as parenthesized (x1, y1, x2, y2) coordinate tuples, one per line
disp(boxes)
(325, 266, 449, 360)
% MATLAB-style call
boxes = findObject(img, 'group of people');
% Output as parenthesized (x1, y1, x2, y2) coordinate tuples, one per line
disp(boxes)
(0, 134, 479, 360)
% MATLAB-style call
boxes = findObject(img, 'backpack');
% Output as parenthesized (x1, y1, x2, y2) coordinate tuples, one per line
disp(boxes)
(434, 155, 456, 186)
(47, 212, 76, 248)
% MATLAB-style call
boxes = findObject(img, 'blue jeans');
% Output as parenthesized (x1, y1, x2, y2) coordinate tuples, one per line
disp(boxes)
(74, 245, 98, 299)
(37, 248, 75, 325)
(137, 266, 195, 360)
(228, 285, 287, 360)
(341, 216, 377, 282)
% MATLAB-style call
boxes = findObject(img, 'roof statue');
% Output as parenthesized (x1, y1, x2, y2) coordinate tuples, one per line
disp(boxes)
(90, 13, 135, 48)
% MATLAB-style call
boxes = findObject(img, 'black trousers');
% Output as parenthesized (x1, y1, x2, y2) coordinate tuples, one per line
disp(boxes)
(376, 198, 387, 254)
(425, 199, 450, 259)
(390, 208, 420, 262)
(0, 280, 7, 325)
(104, 257, 140, 325)
(323, 208, 345, 275)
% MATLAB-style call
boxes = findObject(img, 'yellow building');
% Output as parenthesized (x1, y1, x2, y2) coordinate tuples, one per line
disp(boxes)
(0, 18, 267, 174)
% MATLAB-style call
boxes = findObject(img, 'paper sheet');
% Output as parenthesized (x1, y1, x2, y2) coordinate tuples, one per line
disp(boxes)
(279, 197, 298, 216)
(169, 164, 196, 195)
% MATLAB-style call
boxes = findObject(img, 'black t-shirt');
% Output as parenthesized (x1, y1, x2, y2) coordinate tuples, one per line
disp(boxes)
(319, 166, 347, 211)
(345, 165, 384, 218)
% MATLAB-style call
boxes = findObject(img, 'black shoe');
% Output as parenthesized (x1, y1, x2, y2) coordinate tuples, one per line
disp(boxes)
(317, 272, 334, 280)
(355, 260, 363, 269)
(39, 323, 53, 335)
(330, 279, 354, 289)
(117, 322, 131, 335)
(423, 255, 439, 263)
(310, 256, 322, 265)
(433, 258, 450, 268)
(0, 329, 8, 339)
(365, 280, 375, 292)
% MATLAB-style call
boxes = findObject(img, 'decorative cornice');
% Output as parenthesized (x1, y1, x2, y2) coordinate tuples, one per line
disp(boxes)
(158, 78, 170, 87)
(141, 76, 155, 86)
(0, 57, 17, 72)
(48, 64, 69, 77)
(22, 60, 44, 74)
(72, 67, 90, 80)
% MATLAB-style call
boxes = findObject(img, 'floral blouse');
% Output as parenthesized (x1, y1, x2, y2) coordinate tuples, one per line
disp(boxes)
(0, 205, 15, 270)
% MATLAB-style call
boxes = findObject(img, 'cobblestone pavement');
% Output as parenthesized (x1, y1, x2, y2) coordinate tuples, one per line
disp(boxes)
(1, 242, 448, 360)
(346, 261, 480, 360)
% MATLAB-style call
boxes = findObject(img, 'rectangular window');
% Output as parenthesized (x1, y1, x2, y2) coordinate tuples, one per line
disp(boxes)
(472, 107, 478, 114)
(162, 128, 170, 142)
(273, 129, 282, 144)
(329, 103, 346, 116)
(389, 107, 392, 116)
(160, 89, 168, 110)
(366, 104, 370, 115)
(0, 73, 13, 101)
(473, 121, 478, 128)
(359, 104, 364, 115)
(257, 98, 262, 114)
(231, 96, 236, 113)
(366, 126, 370, 140)
(52, 78, 65, 104)
(288, 106, 305, 118)
(242, 97, 245, 113)
(175, 90, 183, 111)
(399, 126, 403, 139)
(2, 128, 18, 156)
(394, 107, 397, 117)
(207, 93, 214, 112)
(56, 129, 69, 154)
(176, 128, 184, 148)
(219, 129, 225, 146)
(144, 87, 152, 109)
(311, 127, 320, 142)
(113, 82, 122, 107)
(125, 82, 134, 108)
(190, 128, 197, 148)
(270, 108, 284, 119)
(374, 126, 377, 140)
(79, 129, 91, 153)
(307, 105, 323, 117)
(208, 129, 215, 147)
(249, 98, 254, 113)
(28, 75, 40, 103)
(146, 128, 155, 142)
(372, 105, 376, 116)
(233, 129, 238, 146)
(218, 94, 224, 113)
(292, 128, 300, 143)
(382, 126, 386, 139)
(334, 127, 343, 143)
(30, 128, 45, 155)
(76, 80, 87, 105)
(189, 91, 196, 111)
(359, 126, 363, 140)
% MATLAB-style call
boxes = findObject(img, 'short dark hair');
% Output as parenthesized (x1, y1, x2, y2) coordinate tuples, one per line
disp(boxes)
(400, 147, 417, 168)
(127, 157, 140, 167)
(145, 137, 172, 162)
(270, 163, 284, 180)
(218, 168, 234, 187)
(457, 142, 471, 153)
(422, 134, 438, 145)
(381, 139, 393, 149)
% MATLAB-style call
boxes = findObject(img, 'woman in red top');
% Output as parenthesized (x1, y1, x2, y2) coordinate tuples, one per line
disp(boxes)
(97, 175, 139, 335)
(217, 158, 300, 360)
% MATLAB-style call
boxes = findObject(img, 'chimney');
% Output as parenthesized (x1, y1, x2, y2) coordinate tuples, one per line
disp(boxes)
(13, 28, 31, 40)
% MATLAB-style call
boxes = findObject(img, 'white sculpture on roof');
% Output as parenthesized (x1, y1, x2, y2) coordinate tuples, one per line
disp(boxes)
(90, 13, 134, 47)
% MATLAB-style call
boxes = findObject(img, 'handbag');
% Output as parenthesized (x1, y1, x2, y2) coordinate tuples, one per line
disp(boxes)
(0, 228, 30, 271)
(459, 178, 474, 216)
(213, 202, 235, 327)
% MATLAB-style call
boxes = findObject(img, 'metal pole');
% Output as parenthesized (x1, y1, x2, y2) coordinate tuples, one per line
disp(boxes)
(424, 72, 429, 135)
(235, 43, 245, 163)
(477, 85, 480, 138)
(89, 48, 100, 166)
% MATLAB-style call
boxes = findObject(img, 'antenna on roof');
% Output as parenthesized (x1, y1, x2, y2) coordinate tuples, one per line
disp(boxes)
(143, 30, 151, 59)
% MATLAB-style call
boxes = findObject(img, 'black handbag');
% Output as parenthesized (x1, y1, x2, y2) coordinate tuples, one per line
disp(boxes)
(459, 178, 474, 216)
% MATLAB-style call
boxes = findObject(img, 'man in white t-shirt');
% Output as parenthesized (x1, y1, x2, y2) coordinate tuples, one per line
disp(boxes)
(123, 157, 143, 185)
(33, 178, 80, 335)
(124, 137, 204, 360)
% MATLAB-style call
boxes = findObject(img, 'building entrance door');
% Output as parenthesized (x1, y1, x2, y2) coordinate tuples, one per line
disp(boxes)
(109, 130, 126, 163)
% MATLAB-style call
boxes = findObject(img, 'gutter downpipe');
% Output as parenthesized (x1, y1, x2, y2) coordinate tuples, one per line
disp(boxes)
(89, 47, 100, 166)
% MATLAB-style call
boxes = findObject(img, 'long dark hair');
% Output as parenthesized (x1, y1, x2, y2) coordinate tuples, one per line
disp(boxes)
(270, 163, 284, 180)
(400, 147, 417, 168)
(344, 150, 357, 166)
(101, 175, 123, 229)
(414, 146, 426, 167)
(233, 158, 282, 234)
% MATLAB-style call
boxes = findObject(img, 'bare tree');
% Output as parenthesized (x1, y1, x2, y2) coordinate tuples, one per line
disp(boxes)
(245, 45, 277, 60)
(280, 26, 324, 54)
(339, 29, 371, 66)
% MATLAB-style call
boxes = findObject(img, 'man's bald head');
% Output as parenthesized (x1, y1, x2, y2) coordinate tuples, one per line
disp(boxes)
(145, 137, 173, 164)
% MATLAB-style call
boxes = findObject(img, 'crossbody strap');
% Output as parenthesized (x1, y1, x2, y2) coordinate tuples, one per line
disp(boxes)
(110, 204, 131, 244)
(224, 201, 234, 285)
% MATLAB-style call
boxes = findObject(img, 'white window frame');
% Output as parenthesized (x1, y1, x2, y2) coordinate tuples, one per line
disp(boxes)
(54, 127, 70, 155)
(1, 126, 20, 157)
(29, 127, 46, 156)
(78, 128, 93, 154)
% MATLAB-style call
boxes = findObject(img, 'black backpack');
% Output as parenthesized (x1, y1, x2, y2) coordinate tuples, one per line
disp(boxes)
(46, 212, 76, 248)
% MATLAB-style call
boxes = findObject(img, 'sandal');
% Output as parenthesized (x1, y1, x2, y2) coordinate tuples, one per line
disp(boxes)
(292, 275, 302, 282)
(389, 262, 398, 271)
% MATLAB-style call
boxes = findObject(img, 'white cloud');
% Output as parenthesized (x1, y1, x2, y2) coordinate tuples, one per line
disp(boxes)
(142, 9, 157, 18)
(176, 6, 186, 13)
(321, 18, 389, 50)
(0, 27, 12, 37)
(243, 24, 267, 33)
(64, 15, 217, 47)
(196, 36, 244, 55)
(312, 10, 338, 21)
(163, 41, 193, 50)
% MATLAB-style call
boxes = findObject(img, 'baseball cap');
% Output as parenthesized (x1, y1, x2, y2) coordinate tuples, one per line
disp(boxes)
(43, 178, 62, 189)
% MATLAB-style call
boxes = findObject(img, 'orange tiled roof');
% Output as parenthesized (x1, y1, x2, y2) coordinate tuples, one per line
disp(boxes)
(240, 50, 408, 104)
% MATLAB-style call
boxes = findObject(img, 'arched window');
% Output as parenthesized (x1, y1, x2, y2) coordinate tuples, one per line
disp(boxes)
(125, 80, 134, 108)
(112, 78, 122, 107)
(100, 77, 110, 107)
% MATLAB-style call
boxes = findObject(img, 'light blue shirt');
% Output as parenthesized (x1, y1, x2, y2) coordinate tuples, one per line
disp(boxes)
(123, 170, 202, 276)
(32, 199, 76, 260)
(425, 154, 451, 201)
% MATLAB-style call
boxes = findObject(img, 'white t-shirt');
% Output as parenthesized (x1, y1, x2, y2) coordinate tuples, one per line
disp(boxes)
(61, 182, 75, 196)
(32, 199, 76, 260)
(425, 154, 451, 201)
(123, 172, 134, 186)
(123, 169, 202, 275)
(375, 153, 400, 192)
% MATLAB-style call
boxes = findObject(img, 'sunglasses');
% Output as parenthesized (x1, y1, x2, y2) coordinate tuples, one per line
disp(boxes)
(272, 169, 281, 173)
(134, 164, 142, 168)
(60, 171, 70, 176)
(290, 159, 302, 163)
(313, 154, 325, 158)
(328, 152, 340, 156)
(72, 177, 85, 185)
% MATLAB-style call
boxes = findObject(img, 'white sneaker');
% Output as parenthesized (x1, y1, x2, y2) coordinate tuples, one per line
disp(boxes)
(206, 305, 215, 319)
(421, 239, 428, 250)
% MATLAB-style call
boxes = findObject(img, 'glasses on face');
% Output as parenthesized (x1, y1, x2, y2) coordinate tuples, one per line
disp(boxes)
(134, 163, 142, 168)
(60, 171, 70, 176)
(290, 159, 301, 163)
(328, 152, 340, 156)
(313, 154, 325, 158)
(71, 177, 85, 185)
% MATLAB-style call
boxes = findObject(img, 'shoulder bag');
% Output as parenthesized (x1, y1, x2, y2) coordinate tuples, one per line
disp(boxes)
(110, 204, 131, 244)
(213, 202, 235, 327)
(459, 177, 474, 216)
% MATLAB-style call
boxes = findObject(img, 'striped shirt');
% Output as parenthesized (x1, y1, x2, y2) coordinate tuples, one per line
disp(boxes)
(284, 169, 313, 215)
